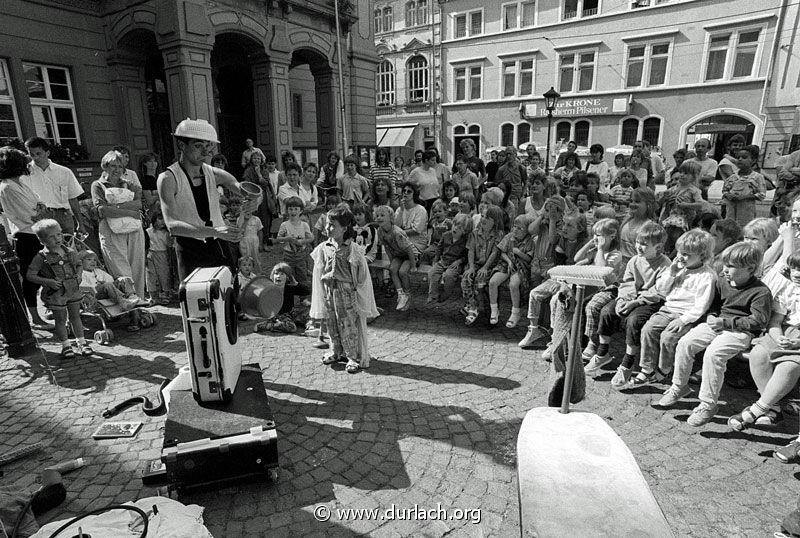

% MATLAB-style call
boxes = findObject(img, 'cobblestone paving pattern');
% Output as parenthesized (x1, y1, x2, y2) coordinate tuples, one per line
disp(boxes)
(2, 249, 800, 537)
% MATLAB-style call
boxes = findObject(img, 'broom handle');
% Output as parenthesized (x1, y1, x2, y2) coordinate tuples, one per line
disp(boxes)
(560, 284, 586, 414)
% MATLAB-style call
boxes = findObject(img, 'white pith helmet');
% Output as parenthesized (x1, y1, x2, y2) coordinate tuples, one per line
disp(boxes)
(172, 118, 219, 143)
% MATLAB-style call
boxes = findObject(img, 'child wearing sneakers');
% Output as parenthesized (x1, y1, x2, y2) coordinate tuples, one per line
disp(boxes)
(727, 254, 800, 462)
(519, 199, 587, 348)
(488, 214, 535, 327)
(26, 219, 92, 357)
(659, 242, 771, 427)
(593, 222, 671, 386)
(426, 213, 470, 304)
(374, 205, 418, 311)
(576, 218, 626, 374)
(618, 229, 717, 391)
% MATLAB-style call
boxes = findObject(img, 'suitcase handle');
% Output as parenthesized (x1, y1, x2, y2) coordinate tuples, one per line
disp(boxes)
(199, 327, 211, 368)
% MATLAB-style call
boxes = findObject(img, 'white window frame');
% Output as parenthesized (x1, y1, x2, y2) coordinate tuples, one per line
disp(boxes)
(556, 48, 598, 94)
(500, 57, 536, 98)
(561, 0, 601, 21)
(701, 24, 766, 83)
(375, 9, 383, 34)
(376, 60, 395, 106)
(22, 62, 81, 145)
(631, 0, 675, 9)
(617, 115, 664, 147)
(501, 2, 537, 31)
(553, 119, 592, 147)
(407, 55, 430, 103)
(0, 59, 22, 140)
(623, 39, 673, 89)
(452, 9, 484, 39)
(453, 63, 483, 102)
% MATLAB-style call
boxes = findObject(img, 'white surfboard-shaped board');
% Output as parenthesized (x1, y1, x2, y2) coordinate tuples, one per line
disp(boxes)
(517, 407, 674, 538)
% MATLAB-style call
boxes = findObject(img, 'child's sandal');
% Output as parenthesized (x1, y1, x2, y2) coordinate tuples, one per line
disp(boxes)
(465, 310, 479, 326)
(345, 360, 360, 374)
(322, 353, 345, 365)
(727, 407, 758, 431)
(506, 313, 521, 328)
(60, 347, 75, 359)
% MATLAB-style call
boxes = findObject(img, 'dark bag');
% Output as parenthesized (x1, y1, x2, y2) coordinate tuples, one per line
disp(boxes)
(264, 182, 279, 215)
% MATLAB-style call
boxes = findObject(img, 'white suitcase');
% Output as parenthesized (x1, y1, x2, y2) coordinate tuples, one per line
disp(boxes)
(179, 266, 241, 403)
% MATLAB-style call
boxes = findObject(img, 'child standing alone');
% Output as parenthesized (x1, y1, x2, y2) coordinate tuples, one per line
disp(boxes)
(721, 145, 766, 227)
(311, 206, 377, 373)
(146, 212, 173, 305)
(27, 219, 92, 357)
(276, 196, 313, 284)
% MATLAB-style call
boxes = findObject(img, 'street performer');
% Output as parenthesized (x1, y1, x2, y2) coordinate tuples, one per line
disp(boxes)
(157, 118, 258, 279)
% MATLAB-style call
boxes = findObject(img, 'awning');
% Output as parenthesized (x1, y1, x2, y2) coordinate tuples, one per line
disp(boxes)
(376, 125, 416, 147)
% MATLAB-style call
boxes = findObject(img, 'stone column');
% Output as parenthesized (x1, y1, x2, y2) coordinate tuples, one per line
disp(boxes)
(251, 53, 293, 159)
(107, 52, 153, 160)
(155, 0, 216, 131)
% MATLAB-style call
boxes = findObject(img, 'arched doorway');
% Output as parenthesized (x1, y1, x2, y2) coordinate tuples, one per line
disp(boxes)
(682, 109, 762, 161)
(211, 33, 260, 176)
(290, 48, 336, 165)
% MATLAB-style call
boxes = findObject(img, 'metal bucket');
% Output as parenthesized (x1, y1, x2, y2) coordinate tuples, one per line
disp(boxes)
(239, 276, 282, 319)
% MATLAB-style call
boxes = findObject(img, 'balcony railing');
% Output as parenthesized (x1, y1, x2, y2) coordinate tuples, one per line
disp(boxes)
(563, 10, 577, 18)
(582, 7, 598, 15)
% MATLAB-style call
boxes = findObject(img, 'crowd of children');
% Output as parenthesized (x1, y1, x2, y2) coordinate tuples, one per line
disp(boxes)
(18, 139, 800, 461)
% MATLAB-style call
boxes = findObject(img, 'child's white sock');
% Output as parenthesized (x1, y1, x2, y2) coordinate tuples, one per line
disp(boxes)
(511, 307, 520, 315)
(77, 337, 87, 345)
(490, 304, 499, 318)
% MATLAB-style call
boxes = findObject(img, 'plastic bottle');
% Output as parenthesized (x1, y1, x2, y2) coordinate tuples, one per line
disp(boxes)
(45, 458, 86, 474)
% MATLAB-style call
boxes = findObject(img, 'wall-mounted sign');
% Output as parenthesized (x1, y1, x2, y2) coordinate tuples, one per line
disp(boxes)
(522, 96, 630, 118)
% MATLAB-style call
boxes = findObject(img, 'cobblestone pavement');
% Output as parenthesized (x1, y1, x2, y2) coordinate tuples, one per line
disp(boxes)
(2, 251, 800, 537)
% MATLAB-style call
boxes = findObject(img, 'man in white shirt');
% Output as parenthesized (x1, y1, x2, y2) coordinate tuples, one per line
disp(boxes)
(23, 136, 85, 235)
(686, 138, 718, 200)
(634, 139, 665, 186)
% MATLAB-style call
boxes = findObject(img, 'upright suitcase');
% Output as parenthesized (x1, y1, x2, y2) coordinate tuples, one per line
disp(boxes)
(179, 266, 241, 403)
(162, 364, 280, 492)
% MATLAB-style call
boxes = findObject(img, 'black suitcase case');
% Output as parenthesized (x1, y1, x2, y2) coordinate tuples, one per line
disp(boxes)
(161, 364, 279, 491)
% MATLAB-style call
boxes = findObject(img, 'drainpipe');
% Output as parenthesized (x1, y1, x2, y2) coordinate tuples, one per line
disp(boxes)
(334, 0, 349, 157)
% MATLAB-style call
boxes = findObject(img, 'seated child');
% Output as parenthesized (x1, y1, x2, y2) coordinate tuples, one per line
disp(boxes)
(592, 222, 672, 387)
(618, 229, 717, 391)
(374, 205, 418, 311)
(420, 199, 452, 265)
(519, 201, 588, 348)
(488, 214, 535, 328)
(254, 262, 311, 334)
(659, 161, 704, 256)
(458, 192, 476, 221)
(610, 169, 635, 213)
(574, 218, 626, 374)
(709, 218, 742, 274)
(26, 219, 92, 357)
(80, 251, 141, 313)
(447, 196, 460, 218)
(462, 205, 505, 326)
(352, 203, 378, 263)
(237, 255, 258, 320)
(427, 213, 470, 304)
(660, 242, 771, 428)
(742, 217, 779, 275)
(727, 254, 800, 462)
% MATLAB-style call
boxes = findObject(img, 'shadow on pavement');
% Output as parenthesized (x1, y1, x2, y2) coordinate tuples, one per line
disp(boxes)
(363, 359, 520, 390)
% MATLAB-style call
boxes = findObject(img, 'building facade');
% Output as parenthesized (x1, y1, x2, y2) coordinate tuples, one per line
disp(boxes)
(436, 0, 787, 167)
(373, 0, 443, 163)
(0, 0, 377, 178)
